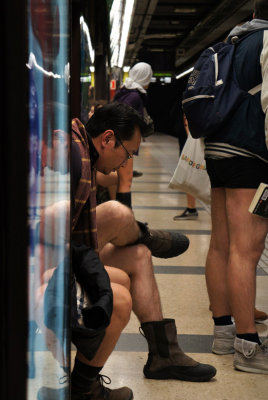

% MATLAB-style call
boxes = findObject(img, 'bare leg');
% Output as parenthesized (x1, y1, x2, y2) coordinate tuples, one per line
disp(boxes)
(96, 201, 140, 249)
(96, 171, 117, 200)
(187, 193, 196, 209)
(225, 188, 268, 334)
(77, 280, 132, 366)
(105, 266, 131, 290)
(205, 188, 231, 317)
(100, 243, 163, 323)
(117, 158, 133, 193)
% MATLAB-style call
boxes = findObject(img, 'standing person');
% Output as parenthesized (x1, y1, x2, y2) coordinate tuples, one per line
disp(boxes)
(205, 0, 268, 374)
(173, 113, 198, 220)
(113, 62, 153, 208)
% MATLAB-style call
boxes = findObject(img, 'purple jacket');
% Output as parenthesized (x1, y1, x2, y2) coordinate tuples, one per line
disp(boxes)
(113, 87, 147, 117)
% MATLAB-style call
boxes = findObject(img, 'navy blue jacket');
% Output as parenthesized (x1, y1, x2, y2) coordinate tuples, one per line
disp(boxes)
(205, 20, 268, 162)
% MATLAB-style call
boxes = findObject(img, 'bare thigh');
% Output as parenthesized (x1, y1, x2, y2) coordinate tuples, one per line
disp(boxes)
(225, 188, 268, 258)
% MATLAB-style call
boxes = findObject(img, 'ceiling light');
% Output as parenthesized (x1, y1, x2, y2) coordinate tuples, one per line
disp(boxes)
(150, 48, 165, 52)
(176, 67, 194, 80)
(174, 7, 197, 13)
(110, 0, 135, 68)
(80, 16, 95, 63)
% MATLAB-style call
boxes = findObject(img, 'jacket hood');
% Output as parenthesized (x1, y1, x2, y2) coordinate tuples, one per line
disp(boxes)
(228, 19, 268, 38)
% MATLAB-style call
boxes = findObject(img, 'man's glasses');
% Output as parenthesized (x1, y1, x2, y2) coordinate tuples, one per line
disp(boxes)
(114, 134, 133, 160)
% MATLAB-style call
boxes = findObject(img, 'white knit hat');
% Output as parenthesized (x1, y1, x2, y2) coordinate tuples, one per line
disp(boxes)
(124, 62, 153, 93)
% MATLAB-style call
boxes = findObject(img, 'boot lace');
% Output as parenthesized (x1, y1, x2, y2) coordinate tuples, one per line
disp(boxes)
(96, 374, 112, 399)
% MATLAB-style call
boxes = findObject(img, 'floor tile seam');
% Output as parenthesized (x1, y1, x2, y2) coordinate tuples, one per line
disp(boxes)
(113, 332, 267, 353)
(135, 172, 172, 175)
(132, 205, 206, 210)
(132, 190, 186, 194)
(132, 180, 172, 184)
(30, 334, 216, 353)
(153, 265, 268, 276)
(153, 229, 212, 235)
(32, 332, 268, 353)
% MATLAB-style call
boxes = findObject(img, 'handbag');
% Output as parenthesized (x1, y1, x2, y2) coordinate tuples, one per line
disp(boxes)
(169, 135, 211, 204)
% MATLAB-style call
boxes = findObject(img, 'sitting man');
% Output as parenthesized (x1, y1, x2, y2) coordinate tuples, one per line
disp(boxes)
(69, 102, 216, 399)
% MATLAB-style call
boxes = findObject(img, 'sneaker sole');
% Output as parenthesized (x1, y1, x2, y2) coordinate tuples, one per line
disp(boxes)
(234, 364, 268, 374)
(173, 216, 198, 221)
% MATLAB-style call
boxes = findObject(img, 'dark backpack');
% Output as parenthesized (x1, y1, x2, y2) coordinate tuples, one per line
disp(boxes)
(182, 34, 262, 138)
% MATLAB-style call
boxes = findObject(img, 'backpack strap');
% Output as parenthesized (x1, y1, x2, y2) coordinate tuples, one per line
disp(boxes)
(248, 83, 262, 95)
(230, 30, 266, 95)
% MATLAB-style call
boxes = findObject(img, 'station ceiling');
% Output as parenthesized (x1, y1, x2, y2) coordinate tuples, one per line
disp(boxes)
(124, 0, 254, 75)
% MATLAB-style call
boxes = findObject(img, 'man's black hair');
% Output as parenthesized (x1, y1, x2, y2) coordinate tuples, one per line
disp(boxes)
(254, 0, 268, 20)
(85, 102, 147, 146)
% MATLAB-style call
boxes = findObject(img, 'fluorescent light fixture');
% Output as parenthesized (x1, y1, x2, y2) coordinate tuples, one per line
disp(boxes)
(80, 16, 95, 63)
(174, 7, 197, 13)
(123, 66, 130, 72)
(150, 48, 165, 52)
(176, 67, 194, 79)
(164, 77, 172, 83)
(80, 76, 91, 83)
(110, 0, 135, 68)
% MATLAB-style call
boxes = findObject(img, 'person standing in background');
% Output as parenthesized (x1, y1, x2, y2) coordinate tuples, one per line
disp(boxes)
(113, 62, 153, 208)
(173, 113, 198, 220)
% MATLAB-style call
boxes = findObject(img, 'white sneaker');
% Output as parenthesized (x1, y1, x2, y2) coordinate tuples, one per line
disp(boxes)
(234, 338, 268, 374)
(212, 324, 236, 355)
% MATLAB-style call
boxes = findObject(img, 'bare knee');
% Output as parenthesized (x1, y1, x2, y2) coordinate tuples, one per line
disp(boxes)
(117, 270, 131, 290)
(230, 238, 266, 266)
(106, 266, 131, 290)
(111, 283, 132, 327)
(103, 200, 134, 226)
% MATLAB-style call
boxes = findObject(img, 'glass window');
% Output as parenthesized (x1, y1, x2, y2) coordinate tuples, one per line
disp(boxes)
(27, 1, 70, 399)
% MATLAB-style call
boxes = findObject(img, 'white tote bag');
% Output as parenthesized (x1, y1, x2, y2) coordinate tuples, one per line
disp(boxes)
(169, 135, 211, 204)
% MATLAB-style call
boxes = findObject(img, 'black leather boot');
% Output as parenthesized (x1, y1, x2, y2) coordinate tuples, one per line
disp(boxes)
(140, 319, 217, 382)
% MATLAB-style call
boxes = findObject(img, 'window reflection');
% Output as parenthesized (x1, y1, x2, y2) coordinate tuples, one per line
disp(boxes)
(27, 1, 70, 399)
(80, 16, 94, 123)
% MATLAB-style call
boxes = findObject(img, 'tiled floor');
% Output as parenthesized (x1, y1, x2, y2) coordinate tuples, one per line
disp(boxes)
(101, 133, 268, 400)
